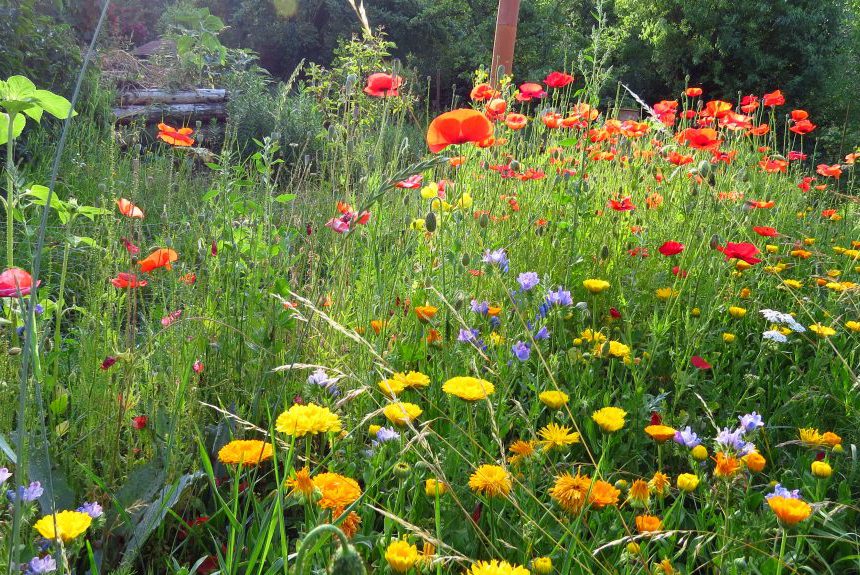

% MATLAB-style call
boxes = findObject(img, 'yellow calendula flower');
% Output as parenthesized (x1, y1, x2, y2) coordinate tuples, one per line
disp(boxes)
(591, 406, 627, 432)
(580, 328, 607, 344)
(728, 306, 747, 318)
(791, 249, 812, 259)
(275, 403, 342, 437)
(425, 478, 448, 497)
(385, 540, 420, 573)
(489, 331, 506, 346)
(803, 237, 816, 246)
(768, 496, 812, 525)
(655, 287, 678, 301)
(811, 461, 832, 478)
(379, 377, 407, 397)
(713, 452, 741, 478)
(583, 279, 611, 294)
(538, 423, 581, 451)
(604, 340, 631, 358)
(766, 244, 779, 254)
(465, 560, 531, 575)
(468, 464, 512, 498)
(743, 452, 766, 473)
(676, 473, 699, 492)
(508, 439, 536, 465)
(739, 287, 751, 298)
(285, 467, 315, 499)
(826, 269, 841, 278)
(420, 183, 440, 199)
(549, 472, 593, 514)
(532, 556, 553, 574)
(442, 376, 495, 401)
(799, 427, 824, 446)
(34, 510, 92, 542)
(765, 263, 788, 274)
(644, 425, 676, 443)
(383, 402, 423, 426)
(783, 279, 803, 289)
(691, 307, 701, 317)
(539, 390, 569, 409)
(691, 444, 709, 461)
(635, 514, 662, 533)
(722, 332, 736, 343)
(217, 439, 274, 466)
(313, 472, 362, 510)
(393, 371, 430, 389)
(808, 323, 836, 337)
(410, 218, 426, 231)
(627, 479, 650, 508)
(456, 192, 473, 209)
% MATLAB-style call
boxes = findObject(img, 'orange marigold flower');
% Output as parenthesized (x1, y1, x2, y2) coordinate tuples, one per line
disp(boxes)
(713, 452, 741, 478)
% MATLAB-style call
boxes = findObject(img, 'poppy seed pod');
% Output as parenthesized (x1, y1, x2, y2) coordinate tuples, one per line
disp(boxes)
(329, 543, 367, 575)
(424, 211, 437, 232)
(344, 73, 358, 95)
(710, 234, 722, 250)
(461, 253, 470, 266)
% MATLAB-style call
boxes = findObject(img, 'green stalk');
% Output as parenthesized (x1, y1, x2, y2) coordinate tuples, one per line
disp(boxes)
(775, 527, 788, 575)
(6, 111, 16, 269)
(51, 240, 72, 383)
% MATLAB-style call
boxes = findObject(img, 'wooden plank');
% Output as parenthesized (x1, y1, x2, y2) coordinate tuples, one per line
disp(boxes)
(113, 102, 227, 124)
(118, 89, 227, 106)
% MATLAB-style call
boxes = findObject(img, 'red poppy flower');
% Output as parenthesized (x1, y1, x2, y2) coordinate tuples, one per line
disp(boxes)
(685, 87, 703, 97)
(789, 119, 816, 135)
(816, 164, 842, 179)
(650, 412, 662, 425)
(717, 242, 761, 265)
(658, 241, 684, 256)
(758, 158, 788, 173)
(132, 415, 148, 430)
(762, 90, 785, 107)
(821, 209, 838, 218)
(544, 71, 574, 88)
(111, 272, 148, 288)
(653, 100, 678, 126)
(515, 82, 547, 102)
(470, 83, 499, 102)
(790, 109, 809, 121)
(426, 109, 494, 153)
(116, 198, 144, 219)
(740, 94, 759, 114)
(363, 73, 402, 97)
(608, 197, 635, 211)
(672, 265, 688, 278)
(747, 124, 770, 136)
(666, 151, 693, 166)
(121, 237, 140, 256)
(0, 267, 40, 297)
(798, 176, 814, 192)
(720, 112, 752, 131)
(157, 123, 194, 147)
(504, 113, 527, 131)
(788, 151, 807, 161)
(690, 356, 712, 370)
(702, 100, 733, 119)
(752, 226, 778, 237)
(395, 174, 423, 189)
(609, 307, 622, 319)
(485, 98, 507, 119)
(139, 248, 178, 273)
(676, 128, 721, 151)
(746, 200, 775, 209)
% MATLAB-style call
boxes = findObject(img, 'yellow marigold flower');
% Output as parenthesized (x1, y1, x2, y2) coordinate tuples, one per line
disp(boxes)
(425, 478, 447, 497)
(385, 540, 420, 573)
(368, 424, 382, 436)
(635, 514, 662, 533)
(691, 307, 701, 317)
(335, 508, 361, 539)
(743, 452, 766, 473)
(644, 425, 677, 443)
(804, 237, 816, 246)
(465, 560, 531, 575)
(626, 542, 641, 555)
(799, 427, 824, 446)
(276, 403, 342, 437)
(811, 461, 832, 478)
(549, 472, 592, 514)
(713, 452, 741, 478)
(765, 263, 788, 274)
(420, 183, 440, 199)
(845, 249, 860, 259)
(442, 376, 495, 401)
(791, 249, 812, 259)
(826, 269, 841, 278)
(627, 479, 650, 508)
(414, 305, 438, 322)
(825, 281, 847, 292)
(379, 377, 407, 396)
(579, 329, 606, 344)
(419, 542, 435, 566)
(468, 464, 512, 498)
(691, 445, 709, 461)
(592, 406, 627, 432)
(735, 260, 752, 271)
(809, 323, 836, 337)
(397, 371, 430, 389)
(538, 423, 581, 451)
(286, 467, 315, 498)
(539, 390, 569, 409)
(583, 279, 611, 294)
(217, 439, 274, 466)
(383, 402, 423, 426)
(489, 331, 506, 346)
(649, 471, 671, 497)
(655, 287, 678, 301)
(508, 439, 536, 465)
(722, 332, 736, 343)
(728, 306, 747, 318)
(313, 472, 361, 510)
(739, 287, 751, 298)
(532, 556, 553, 574)
(590, 480, 621, 508)
(605, 340, 630, 358)
(768, 496, 812, 525)
(766, 244, 779, 254)
(34, 510, 92, 542)
(676, 473, 699, 492)
(783, 279, 803, 289)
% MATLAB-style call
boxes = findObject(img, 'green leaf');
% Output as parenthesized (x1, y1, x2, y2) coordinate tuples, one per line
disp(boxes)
(76, 205, 111, 220)
(273, 193, 296, 204)
(70, 236, 99, 249)
(25, 184, 71, 223)
(202, 188, 220, 202)
(49, 392, 69, 416)
(34, 89, 75, 119)
(558, 136, 578, 148)
(3, 76, 37, 99)
(0, 112, 26, 145)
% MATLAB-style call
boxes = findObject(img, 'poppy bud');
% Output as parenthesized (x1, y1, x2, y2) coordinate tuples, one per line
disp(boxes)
(697, 160, 711, 178)
(479, 213, 489, 228)
(461, 254, 470, 266)
(8, 347, 21, 356)
(600, 245, 610, 260)
(709, 234, 721, 250)
(509, 159, 522, 172)
(329, 543, 367, 575)
(344, 73, 358, 95)
(100, 356, 118, 370)
(424, 211, 437, 232)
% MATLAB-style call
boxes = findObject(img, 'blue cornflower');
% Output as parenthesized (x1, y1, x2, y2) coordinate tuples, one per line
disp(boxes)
(545, 287, 572, 307)
(738, 412, 764, 433)
(511, 341, 531, 361)
(533, 326, 550, 340)
(517, 272, 540, 291)
(470, 299, 490, 315)
(673, 426, 701, 448)
(26, 556, 57, 574)
(482, 248, 509, 272)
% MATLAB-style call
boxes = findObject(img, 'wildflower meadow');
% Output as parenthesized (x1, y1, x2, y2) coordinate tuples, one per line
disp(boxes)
(1, 2, 859, 575)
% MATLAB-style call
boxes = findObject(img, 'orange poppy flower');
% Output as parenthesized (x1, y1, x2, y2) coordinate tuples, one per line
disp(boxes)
(470, 83, 499, 102)
(111, 272, 147, 288)
(139, 248, 178, 273)
(449, 156, 466, 167)
(504, 113, 527, 131)
(747, 124, 770, 136)
(542, 112, 563, 129)
(426, 109, 494, 153)
(816, 164, 842, 179)
(702, 100, 733, 119)
(157, 123, 194, 147)
(758, 158, 788, 173)
(762, 90, 785, 107)
(116, 198, 144, 219)
(485, 98, 507, 119)
(789, 119, 816, 135)
(363, 73, 402, 97)
(685, 87, 703, 97)
(676, 128, 721, 151)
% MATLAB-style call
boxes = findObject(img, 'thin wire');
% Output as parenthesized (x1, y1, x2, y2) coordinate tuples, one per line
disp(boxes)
(9, 1, 111, 573)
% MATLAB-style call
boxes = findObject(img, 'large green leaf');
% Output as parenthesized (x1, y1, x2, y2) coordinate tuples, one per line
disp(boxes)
(2, 75, 37, 99)
(34, 89, 75, 119)
(0, 112, 26, 145)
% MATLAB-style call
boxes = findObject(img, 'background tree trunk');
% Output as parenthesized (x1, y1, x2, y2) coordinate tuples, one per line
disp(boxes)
(490, 0, 521, 87)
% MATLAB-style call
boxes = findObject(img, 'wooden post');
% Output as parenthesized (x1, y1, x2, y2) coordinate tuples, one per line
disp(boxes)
(490, 0, 521, 87)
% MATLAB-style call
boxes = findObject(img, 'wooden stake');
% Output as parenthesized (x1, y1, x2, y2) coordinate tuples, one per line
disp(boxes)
(490, 0, 521, 87)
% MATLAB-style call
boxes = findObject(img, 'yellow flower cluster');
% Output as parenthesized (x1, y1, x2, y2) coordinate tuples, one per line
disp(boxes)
(275, 403, 342, 437)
